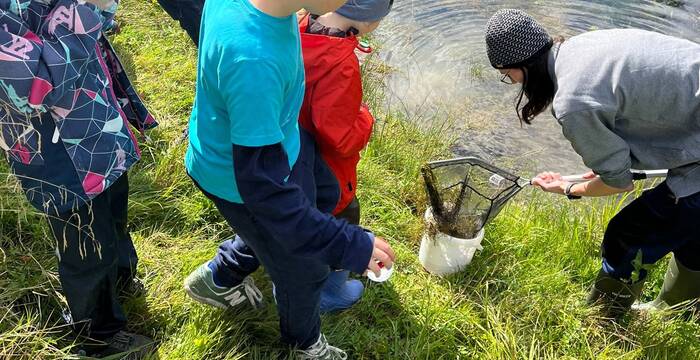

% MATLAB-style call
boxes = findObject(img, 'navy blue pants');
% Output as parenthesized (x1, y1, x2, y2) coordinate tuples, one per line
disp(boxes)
(211, 195, 360, 292)
(195, 132, 340, 348)
(602, 182, 700, 283)
(47, 174, 136, 340)
(157, 0, 204, 46)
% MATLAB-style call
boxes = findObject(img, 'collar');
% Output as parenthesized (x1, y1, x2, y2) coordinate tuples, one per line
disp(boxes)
(307, 14, 357, 38)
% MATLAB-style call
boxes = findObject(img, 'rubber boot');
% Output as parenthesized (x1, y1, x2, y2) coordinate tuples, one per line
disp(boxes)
(587, 269, 644, 318)
(633, 255, 700, 312)
(319, 270, 364, 314)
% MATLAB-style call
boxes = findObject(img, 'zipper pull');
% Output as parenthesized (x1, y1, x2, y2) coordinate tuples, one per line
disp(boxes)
(52, 126, 60, 144)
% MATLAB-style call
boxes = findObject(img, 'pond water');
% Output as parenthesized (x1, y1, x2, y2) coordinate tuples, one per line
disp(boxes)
(377, 0, 700, 176)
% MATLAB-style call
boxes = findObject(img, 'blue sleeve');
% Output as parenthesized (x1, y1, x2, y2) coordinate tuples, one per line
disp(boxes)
(232, 143, 374, 274)
(220, 58, 285, 147)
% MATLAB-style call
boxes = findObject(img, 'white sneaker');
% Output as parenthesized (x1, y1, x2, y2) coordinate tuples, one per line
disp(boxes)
(295, 334, 347, 360)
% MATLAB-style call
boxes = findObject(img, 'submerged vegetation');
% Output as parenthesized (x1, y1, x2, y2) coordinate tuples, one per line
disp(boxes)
(653, 0, 684, 7)
(1, 0, 699, 358)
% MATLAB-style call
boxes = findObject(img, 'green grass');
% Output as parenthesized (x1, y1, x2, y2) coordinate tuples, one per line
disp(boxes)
(1, 0, 699, 358)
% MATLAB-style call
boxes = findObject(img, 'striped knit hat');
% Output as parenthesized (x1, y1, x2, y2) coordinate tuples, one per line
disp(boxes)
(485, 9, 552, 69)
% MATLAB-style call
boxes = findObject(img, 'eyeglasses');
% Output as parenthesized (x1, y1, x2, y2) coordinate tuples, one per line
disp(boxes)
(500, 70, 515, 85)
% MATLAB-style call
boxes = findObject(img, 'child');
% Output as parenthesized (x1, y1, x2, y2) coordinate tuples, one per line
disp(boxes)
(297, 0, 393, 312)
(182, 0, 395, 358)
(0, 0, 156, 357)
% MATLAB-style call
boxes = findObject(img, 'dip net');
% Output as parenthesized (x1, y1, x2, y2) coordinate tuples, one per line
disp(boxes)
(422, 157, 526, 239)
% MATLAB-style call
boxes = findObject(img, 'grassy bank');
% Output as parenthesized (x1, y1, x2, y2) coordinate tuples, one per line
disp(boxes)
(1, 1, 699, 358)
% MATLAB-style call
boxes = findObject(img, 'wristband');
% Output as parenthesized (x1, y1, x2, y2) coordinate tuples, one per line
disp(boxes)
(564, 182, 581, 200)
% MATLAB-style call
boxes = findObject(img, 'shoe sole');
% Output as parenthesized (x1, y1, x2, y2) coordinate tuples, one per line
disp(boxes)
(183, 284, 230, 310)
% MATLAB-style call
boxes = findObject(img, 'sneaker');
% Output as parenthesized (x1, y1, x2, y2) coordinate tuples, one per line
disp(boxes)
(295, 334, 347, 360)
(184, 262, 264, 309)
(119, 277, 146, 299)
(76, 331, 155, 359)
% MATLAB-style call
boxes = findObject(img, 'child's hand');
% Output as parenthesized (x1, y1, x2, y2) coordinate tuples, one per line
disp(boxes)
(367, 236, 395, 277)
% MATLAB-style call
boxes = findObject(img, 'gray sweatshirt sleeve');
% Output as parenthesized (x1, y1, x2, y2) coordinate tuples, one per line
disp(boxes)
(558, 109, 634, 189)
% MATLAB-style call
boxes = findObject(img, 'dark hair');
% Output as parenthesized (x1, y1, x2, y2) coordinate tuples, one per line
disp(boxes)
(514, 36, 565, 125)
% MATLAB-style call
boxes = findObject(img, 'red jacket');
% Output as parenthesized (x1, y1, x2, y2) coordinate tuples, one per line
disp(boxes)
(298, 16, 375, 214)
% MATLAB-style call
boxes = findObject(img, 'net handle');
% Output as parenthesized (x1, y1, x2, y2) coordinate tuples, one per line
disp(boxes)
(527, 169, 668, 184)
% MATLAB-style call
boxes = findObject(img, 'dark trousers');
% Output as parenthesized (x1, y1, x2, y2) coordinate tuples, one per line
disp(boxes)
(208, 140, 359, 288)
(48, 174, 136, 340)
(212, 196, 360, 290)
(157, 0, 205, 46)
(204, 195, 327, 348)
(602, 182, 700, 283)
(196, 134, 340, 348)
(208, 132, 342, 288)
(335, 197, 361, 226)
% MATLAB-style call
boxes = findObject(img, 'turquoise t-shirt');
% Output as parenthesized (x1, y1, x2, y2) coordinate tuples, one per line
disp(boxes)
(185, 0, 305, 203)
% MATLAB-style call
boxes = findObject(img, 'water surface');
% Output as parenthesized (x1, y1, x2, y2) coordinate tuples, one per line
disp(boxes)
(377, 0, 700, 175)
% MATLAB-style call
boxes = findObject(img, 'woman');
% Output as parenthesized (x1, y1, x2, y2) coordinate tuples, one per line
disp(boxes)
(484, 9, 700, 317)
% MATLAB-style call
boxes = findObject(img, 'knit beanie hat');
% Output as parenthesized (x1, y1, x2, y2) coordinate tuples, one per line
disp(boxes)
(335, 0, 394, 23)
(485, 9, 552, 69)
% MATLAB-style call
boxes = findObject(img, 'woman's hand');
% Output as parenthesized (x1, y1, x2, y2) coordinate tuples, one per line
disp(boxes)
(579, 171, 598, 181)
(531, 170, 602, 196)
(531, 171, 569, 195)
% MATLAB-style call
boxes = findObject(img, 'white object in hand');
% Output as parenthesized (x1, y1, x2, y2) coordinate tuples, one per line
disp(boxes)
(367, 263, 394, 283)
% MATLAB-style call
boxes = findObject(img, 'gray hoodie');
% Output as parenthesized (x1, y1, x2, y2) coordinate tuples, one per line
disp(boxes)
(549, 29, 700, 198)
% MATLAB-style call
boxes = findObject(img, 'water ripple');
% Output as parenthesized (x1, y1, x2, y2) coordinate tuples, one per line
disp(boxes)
(376, 0, 700, 173)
